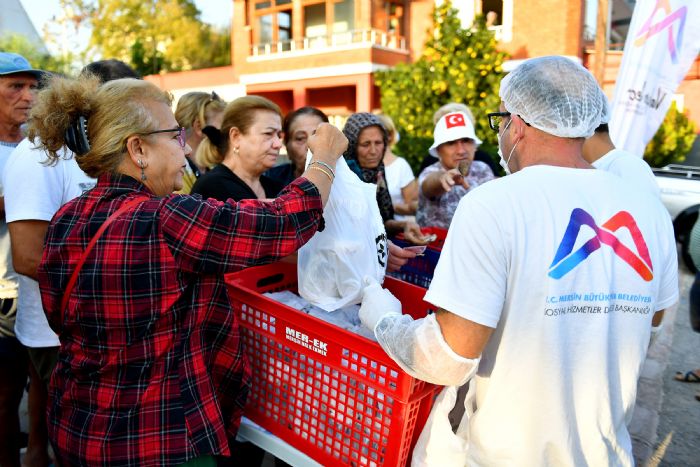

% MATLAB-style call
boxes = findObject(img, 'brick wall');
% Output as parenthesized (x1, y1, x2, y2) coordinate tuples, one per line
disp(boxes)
(505, 0, 584, 59)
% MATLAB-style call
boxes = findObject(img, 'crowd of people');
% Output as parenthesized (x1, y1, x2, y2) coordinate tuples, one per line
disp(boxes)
(0, 49, 690, 467)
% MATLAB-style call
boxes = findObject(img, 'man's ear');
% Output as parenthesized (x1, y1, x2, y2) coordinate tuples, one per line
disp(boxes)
(513, 115, 528, 139)
(125, 135, 147, 167)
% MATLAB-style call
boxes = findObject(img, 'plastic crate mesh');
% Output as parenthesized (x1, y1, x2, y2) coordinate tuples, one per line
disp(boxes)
(226, 263, 437, 466)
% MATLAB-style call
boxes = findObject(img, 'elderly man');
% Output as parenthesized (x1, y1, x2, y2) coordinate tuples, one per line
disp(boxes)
(0, 52, 43, 467)
(360, 56, 678, 465)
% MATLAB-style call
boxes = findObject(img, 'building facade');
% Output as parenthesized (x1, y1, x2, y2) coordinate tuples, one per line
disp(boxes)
(145, 0, 699, 130)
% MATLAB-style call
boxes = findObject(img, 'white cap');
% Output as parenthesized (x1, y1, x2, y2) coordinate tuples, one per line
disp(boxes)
(429, 112, 482, 157)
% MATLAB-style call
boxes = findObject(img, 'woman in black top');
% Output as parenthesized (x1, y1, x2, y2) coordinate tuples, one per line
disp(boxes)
(191, 96, 284, 201)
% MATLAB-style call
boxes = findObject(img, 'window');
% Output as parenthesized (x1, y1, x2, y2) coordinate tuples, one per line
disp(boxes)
(482, 0, 503, 26)
(256, 14, 273, 44)
(250, 0, 357, 52)
(304, 3, 327, 38)
(386, 1, 404, 36)
(334, 0, 354, 33)
(251, 0, 294, 47)
(584, 0, 636, 50)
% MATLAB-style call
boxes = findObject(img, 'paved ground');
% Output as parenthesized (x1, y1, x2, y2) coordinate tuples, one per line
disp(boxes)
(630, 262, 700, 467)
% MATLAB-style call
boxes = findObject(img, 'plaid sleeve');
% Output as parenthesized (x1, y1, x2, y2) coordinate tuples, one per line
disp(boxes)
(160, 178, 324, 274)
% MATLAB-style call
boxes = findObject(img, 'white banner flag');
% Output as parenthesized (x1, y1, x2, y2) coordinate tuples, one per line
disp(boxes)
(609, 0, 700, 156)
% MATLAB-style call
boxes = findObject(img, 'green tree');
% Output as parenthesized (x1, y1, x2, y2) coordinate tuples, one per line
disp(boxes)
(643, 102, 697, 167)
(0, 33, 75, 75)
(375, 1, 508, 172)
(71, 0, 230, 76)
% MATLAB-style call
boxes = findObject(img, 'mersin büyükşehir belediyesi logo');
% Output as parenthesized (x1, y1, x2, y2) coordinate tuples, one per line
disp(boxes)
(634, 0, 687, 64)
(549, 209, 653, 281)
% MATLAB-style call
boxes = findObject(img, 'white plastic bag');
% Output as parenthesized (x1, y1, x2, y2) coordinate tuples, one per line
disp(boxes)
(411, 383, 474, 467)
(298, 154, 387, 311)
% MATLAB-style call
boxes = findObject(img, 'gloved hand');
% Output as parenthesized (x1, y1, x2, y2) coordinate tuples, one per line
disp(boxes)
(359, 277, 402, 332)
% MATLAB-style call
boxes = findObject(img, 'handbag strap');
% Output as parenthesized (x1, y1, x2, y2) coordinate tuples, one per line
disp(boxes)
(60, 196, 149, 313)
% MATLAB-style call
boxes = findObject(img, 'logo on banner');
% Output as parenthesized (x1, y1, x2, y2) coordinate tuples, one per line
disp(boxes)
(634, 0, 688, 64)
(445, 113, 466, 128)
(549, 209, 653, 281)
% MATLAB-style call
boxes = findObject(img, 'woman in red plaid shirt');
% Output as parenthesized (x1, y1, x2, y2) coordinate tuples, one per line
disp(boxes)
(27, 75, 346, 467)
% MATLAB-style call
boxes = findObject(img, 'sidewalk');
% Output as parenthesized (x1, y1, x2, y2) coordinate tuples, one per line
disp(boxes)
(630, 264, 700, 466)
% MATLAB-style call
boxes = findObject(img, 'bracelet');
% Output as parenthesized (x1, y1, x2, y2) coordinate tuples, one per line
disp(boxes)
(309, 160, 336, 178)
(308, 165, 334, 183)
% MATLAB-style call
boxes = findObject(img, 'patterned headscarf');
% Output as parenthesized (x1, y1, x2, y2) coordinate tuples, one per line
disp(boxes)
(342, 113, 394, 222)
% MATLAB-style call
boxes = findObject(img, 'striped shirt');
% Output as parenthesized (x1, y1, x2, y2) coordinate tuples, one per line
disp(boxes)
(38, 173, 324, 466)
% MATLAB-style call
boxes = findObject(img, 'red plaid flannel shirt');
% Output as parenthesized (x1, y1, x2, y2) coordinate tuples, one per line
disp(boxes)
(38, 173, 324, 466)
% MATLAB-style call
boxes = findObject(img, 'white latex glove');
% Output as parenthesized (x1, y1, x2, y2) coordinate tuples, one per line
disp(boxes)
(359, 277, 402, 332)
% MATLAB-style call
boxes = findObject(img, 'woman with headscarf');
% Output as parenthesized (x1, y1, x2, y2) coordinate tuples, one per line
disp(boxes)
(28, 74, 347, 466)
(342, 112, 427, 244)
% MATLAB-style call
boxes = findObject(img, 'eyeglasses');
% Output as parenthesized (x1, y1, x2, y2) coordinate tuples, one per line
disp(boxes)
(487, 112, 531, 133)
(142, 127, 186, 149)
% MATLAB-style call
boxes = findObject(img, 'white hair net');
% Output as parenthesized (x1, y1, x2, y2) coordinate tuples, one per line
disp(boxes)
(499, 56, 610, 138)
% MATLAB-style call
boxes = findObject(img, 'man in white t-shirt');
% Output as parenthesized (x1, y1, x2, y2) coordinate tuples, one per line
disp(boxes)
(359, 56, 678, 466)
(3, 60, 134, 467)
(583, 122, 660, 197)
(0, 52, 43, 466)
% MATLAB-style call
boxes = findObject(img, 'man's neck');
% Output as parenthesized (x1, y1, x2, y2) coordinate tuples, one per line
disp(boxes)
(0, 121, 24, 144)
(581, 133, 615, 164)
(520, 134, 592, 170)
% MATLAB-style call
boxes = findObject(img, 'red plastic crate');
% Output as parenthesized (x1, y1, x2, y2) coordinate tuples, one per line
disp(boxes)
(225, 262, 438, 466)
(393, 226, 448, 251)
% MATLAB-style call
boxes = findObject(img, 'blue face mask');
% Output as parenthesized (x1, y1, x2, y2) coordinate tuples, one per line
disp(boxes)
(497, 117, 519, 175)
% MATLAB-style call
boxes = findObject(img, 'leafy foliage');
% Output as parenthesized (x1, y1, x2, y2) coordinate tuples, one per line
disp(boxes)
(70, 0, 230, 76)
(375, 1, 508, 172)
(643, 102, 697, 167)
(0, 33, 75, 76)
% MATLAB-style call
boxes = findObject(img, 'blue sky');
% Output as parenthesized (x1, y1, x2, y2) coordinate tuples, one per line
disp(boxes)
(19, 0, 233, 38)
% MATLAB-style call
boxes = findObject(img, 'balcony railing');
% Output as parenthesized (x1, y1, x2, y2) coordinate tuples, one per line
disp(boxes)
(250, 28, 407, 58)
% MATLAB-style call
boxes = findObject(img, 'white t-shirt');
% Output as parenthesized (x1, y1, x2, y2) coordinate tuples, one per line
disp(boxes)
(593, 148, 660, 198)
(3, 139, 96, 347)
(383, 156, 415, 222)
(0, 143, 20, 300)
(424, 166, 678, 466)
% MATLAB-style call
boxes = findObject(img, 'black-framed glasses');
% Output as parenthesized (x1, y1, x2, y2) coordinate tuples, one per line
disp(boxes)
(143, 127, 186, 149)
(487, 112, 531, 133)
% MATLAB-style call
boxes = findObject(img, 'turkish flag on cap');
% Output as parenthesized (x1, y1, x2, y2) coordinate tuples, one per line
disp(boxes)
(445, 113, 466, 128)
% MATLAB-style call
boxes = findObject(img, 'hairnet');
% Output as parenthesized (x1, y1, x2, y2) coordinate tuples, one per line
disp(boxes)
(499, 56, 609, 138)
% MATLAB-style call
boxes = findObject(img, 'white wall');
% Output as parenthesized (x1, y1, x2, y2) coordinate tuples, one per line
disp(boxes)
(0, 0, 47, 53)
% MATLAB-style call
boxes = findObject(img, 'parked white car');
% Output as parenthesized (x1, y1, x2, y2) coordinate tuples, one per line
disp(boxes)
(652, 164, 700, 271)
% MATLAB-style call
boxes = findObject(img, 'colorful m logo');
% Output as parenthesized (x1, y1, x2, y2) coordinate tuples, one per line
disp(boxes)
(634, 0, 687, 64)
(549, 209, 653, 281)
